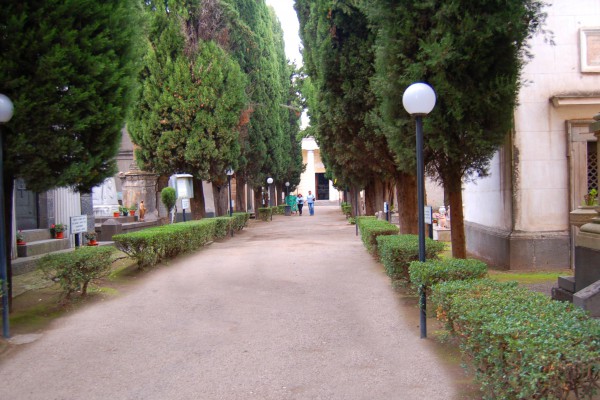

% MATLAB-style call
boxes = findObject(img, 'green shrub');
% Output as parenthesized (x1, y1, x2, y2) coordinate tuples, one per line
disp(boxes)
(37, 246, 115, 299)
(341, 203, 352, 217)
(257, 207, 272, 221)
(356, 217, 399, 254)
(272, 205, 286, 215)
(431, 279, 600, 399)
(213, 217, 232, 239)
(231, 212, 250, 231)
(113, 219, 216, 268)
(160, 187, 176, 215)
(409, 258, 488, 288)
(377, 234, 445, 280)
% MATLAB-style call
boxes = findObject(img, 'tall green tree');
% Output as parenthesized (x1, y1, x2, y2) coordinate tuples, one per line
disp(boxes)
(129, 0, 247, 216)
(0, 0, 142, 306)
(229, 1, 300, 209)
(364, 0, 548, 257)
(295, 0, 399, 217)
(0, 0, 142, 193)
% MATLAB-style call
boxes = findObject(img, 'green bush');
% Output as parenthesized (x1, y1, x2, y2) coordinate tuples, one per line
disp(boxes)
(257, 207, 272, 221)
(409, 258, 488, 288)
(376, 234, 445, 280)
(231, 212, 250, 231)
(213, 217, 232, 239)
(113, 219, 216, 268)
(37, 246, 115, 299)
(272, 205, 286, 215)
(356, 217, 399, 254)
(431, 279, 600, 399)
(341, 202, 352, 217)
(160, 187, 176, 215)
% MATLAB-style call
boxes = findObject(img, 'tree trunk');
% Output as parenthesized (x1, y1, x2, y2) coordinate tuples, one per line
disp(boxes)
(350, 187, 361, 217)
(191, 178, 206, 220)
(447, 171, 467, 258)
(396, 172, 418, 234)
(254, 187, 264, 211)
(212, 182, 228, 216)
(235, 175, 246, 212)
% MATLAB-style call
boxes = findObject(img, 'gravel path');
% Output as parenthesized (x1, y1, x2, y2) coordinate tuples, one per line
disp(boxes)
(0, 204, 457, 399)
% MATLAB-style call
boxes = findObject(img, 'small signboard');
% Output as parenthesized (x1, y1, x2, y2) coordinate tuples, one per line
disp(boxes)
(181, 198, 190, 210)
(70, 215, 88, 234)
(424, 206, 433, 225)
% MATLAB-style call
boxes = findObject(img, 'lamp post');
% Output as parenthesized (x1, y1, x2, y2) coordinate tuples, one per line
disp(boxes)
(226, 168, 234, 237)
(285, 181, 290, 198)
(266, 177, 273, 220)
(402, 82, 436, 339)
(0, 94, 14, 339)
(285, 182, 290, 216)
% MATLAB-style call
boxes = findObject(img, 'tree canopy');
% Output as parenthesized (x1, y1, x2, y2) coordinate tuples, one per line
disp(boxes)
(0, 0, 143, 193)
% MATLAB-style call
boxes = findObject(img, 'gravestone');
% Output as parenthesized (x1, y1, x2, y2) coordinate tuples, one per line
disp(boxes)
(92, 178, 119, 217)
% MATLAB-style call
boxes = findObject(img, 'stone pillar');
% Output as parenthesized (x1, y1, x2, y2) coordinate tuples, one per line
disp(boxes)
(119, 163, 159, 221)
(306, 150, 316, 195)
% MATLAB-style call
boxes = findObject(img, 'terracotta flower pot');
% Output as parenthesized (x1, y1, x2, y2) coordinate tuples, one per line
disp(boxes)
(55, 231, 64, 239)
(113, 212, 120, 217)
(88, 240, 98, 246)
(17, 240, 26, 246)
(129, 210, 136, 216)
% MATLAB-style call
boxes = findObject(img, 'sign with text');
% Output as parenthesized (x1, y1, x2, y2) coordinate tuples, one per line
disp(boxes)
(70, 215, 88, 234)
(181, 198, 190, 210)
(424, 206, 433, 225)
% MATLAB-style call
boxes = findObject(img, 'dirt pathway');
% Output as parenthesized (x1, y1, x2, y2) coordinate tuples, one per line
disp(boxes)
(0, 204, 459, 399)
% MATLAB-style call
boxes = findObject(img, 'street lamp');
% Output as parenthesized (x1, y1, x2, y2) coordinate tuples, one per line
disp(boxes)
(402, 82, 436, 339)
(266, 177, 273, 220)
(285, 181, 290, 197)
(0, 94, 14, 339)
(284, 182, 290, 216)
(226, 168, 234, 237)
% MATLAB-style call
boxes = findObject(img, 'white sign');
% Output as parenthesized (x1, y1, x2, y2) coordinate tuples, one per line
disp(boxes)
(424, 206, 433, 225)
(70, 215, 88, 234)
(181, 198, 190, 210)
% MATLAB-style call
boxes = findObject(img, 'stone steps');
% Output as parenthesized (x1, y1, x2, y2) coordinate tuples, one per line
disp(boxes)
(17, 237, 71, 258)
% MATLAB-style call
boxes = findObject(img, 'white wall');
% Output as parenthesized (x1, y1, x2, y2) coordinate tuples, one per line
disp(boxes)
(464, 0, 600, 233)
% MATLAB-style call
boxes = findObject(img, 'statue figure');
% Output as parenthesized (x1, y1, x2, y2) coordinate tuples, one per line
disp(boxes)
(139, 200, 146, 221)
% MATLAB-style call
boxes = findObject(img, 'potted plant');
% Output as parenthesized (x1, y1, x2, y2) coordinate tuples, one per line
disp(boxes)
(583, 188, 598, 206)
(85, 231, 98, 246)
(50, 223, 67, 239)
(129, 204, 137, 216)
(119, 205, 128, 216)
(16, 230, 25, 245)
(113, 208, 120, 217)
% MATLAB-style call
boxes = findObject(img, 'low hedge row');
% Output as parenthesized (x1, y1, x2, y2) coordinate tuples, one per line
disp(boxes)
(257, 207, 272, 221)
(37, 246, 116, 299)
(409, 258, 487, 287)
(272, 205, 286, 215)
(113, 214, 249, 269)
(376, 234, 445, 280)
(431, 279, 600, 399)
(341, 202, 352, 217)
(356, 216, 399, 254)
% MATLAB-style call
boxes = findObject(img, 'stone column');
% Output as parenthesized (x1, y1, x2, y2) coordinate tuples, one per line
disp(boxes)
(119, 163, 159, 221)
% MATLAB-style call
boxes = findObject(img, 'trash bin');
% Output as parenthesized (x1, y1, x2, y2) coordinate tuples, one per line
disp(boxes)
(284, 205, 291, 216)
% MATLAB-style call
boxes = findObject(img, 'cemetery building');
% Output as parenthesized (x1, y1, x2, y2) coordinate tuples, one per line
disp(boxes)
(463, 0, 600, 269)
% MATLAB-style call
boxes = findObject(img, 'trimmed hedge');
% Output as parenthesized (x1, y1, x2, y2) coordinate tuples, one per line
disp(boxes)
(431, 279, 600, 399)
(409, 258, 487, 287)
(113, 214, 249, 269)
(341, 202, 352, 217)
(37, 246, 116, 299)
(376, 234, 445, 280)
(356, 216, 399, 254)
(272, 205, 286, 215)
(257, 207, 272, 221)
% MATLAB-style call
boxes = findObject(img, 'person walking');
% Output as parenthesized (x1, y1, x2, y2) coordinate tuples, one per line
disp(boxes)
(306, 190, 316, 216)
(297, 194, 304, 216)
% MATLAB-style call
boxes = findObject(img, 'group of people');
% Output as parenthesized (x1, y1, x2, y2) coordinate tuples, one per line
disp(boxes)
(286, 190, 316, 216)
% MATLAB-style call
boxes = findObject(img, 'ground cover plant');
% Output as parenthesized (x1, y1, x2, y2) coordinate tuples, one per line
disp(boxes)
(37, 246, 116, 300)
(431, 279, 600, 399)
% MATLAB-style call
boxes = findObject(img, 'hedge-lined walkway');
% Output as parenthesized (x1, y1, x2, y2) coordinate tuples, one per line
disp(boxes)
(0, 204, 458, 399)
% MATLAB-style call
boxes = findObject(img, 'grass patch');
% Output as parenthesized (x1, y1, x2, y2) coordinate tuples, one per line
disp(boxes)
(488, 270, 572, 284)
